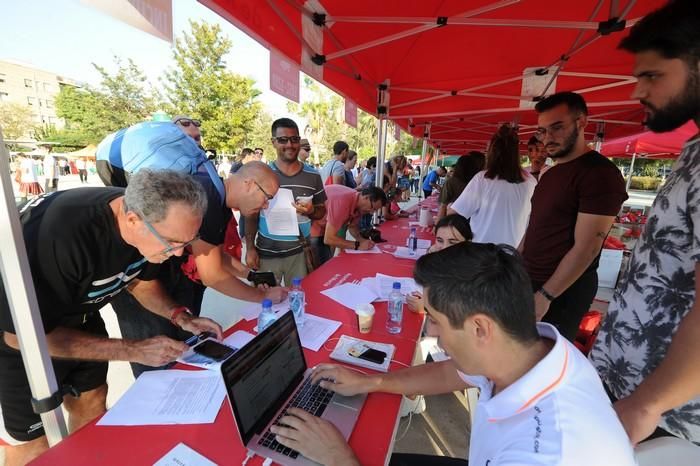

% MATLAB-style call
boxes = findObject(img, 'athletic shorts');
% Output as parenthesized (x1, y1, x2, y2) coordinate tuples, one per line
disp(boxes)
(0, 315, 108, 442)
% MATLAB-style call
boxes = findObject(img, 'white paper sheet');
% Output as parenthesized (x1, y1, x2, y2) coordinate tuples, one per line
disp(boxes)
(393, 246, 428, 260)
(97, 370, 225, 426)
(262, 188, 299, 236)
(405, 239, 432, 249)
(154, 443, 217, 466)
(321, 282, 379, 310)
(344, 246, 382, 254)
(298, 314, 342, 351)
(375, 273, 422, 299)
(597, 248, 624, 288)
(240, 299, 291, 321)
(177, 331, 255, 370)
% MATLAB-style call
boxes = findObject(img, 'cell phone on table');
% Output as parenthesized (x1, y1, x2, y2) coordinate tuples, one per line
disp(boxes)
(348, 343, 387, 365)
(248, 271, 277, 287)
(192, 339, 236, 361)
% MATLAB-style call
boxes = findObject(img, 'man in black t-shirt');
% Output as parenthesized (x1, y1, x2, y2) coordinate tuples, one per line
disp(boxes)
(519, 92, 628, 341)
(0, 170, 223, 465)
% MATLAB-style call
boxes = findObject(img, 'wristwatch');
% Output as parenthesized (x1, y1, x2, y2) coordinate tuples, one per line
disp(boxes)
(354, 240, 360, 250)
(538, 287, 555, 302)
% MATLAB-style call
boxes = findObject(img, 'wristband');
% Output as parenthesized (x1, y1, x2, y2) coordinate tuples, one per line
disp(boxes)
(170, 306, 192, 326)
(354, 240, 360, 250)
(538, 287, 555, 302)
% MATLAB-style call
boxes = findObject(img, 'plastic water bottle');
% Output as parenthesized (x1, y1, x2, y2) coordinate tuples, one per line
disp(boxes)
(408, 227, 418, 255)
(386, 282, 404, 334)
(258, 299, 276, 333)
(289, 277, 306, 327)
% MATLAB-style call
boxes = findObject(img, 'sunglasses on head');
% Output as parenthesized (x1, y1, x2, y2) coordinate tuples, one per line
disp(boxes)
(175, 118, 201, 128)
(273, 136, 301, 144)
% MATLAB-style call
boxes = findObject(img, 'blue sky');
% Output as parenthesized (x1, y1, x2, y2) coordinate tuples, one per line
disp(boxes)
(0, 0, 291, 115)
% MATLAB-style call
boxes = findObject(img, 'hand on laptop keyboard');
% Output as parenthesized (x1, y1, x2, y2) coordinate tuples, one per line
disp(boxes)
(311, 363, 377, 397)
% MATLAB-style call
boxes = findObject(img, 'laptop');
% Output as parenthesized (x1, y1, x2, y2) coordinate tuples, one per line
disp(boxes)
(220, 311, 367, 465)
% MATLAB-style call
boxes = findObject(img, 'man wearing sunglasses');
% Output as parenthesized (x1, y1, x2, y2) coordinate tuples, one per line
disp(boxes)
(245, 118, 327, 285)
(172, 115, 202, 145)
(518, 92, 627, 342)
(0, 170, 223, 465)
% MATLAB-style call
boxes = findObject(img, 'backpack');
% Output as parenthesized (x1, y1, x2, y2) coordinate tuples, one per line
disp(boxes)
(95, 121, 225, 204)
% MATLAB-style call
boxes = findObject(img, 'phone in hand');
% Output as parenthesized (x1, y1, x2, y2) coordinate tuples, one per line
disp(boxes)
(248, 271, 277, 287)
(192, 340, 236, 361)
(348, 343, 387, 365)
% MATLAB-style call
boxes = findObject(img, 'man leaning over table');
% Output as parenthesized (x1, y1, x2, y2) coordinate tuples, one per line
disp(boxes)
(269, 242, 636, 466)
(318, 185, 387, 261)
(0, 170, 223, 466)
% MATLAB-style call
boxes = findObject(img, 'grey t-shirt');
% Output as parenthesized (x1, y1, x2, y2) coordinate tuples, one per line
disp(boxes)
(320, 159, 345, 184)
(255, 161, 326, 258)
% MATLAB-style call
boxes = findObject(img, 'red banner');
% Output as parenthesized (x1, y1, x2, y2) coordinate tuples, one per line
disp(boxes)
(269, 49, 300, 102)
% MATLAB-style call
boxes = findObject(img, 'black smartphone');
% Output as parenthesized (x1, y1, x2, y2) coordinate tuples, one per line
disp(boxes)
(250, 271, 277, 287)
(193, 340, 236, 361)
(357, 348, 387, 365)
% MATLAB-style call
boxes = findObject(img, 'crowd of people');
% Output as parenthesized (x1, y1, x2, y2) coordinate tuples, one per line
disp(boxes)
(0, 1, 699, 465)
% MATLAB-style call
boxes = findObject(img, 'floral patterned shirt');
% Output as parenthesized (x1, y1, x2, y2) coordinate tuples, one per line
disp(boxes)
(590, 137, 700, 442)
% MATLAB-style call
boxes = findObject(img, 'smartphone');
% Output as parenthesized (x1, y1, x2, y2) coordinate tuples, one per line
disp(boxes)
(193, 340, 236, 361)
(250, 271, 277, 287)
(348, 343, 387, 365)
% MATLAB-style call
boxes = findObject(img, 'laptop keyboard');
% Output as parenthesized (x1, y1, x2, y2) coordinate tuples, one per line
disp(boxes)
(257, 377, 334, 459)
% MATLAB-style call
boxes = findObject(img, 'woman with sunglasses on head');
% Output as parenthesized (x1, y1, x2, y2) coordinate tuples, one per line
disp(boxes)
(406, 214, 473, 313)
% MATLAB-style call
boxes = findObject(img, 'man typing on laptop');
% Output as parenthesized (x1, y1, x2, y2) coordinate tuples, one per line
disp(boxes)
(270, 243, 636, 465)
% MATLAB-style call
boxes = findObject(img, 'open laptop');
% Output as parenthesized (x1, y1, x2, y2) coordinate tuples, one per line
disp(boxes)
(220, 311, 367, 465)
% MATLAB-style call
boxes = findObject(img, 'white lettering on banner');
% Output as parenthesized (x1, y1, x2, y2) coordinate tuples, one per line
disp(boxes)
(270, 50, 300, 102)
(344, 99, 357, 128)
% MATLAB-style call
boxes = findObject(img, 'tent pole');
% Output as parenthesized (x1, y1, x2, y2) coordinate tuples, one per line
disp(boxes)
(626, 152, 637, 191)
(417, 125, 430, 200)
(0, 127, 69, 446)
(373, 117, 388, 224)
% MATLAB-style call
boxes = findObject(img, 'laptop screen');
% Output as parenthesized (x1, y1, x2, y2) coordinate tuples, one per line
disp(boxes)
(221, 311, 306, 445)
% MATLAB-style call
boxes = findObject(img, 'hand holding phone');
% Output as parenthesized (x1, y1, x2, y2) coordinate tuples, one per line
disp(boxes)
(192, 339, 236, 361)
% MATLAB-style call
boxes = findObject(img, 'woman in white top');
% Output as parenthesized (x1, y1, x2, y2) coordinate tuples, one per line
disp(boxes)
(450, 124, 536, 247)
(18, 155, 43, 200)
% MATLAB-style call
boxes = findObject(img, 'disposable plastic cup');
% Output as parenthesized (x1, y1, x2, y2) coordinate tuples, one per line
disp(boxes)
(355, 304, 375, 334)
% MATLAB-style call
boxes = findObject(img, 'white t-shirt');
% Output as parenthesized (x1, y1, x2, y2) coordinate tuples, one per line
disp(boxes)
(460, 323, 636, 466)
(451, 170, 536, 246)
(20, 159, 38, 183)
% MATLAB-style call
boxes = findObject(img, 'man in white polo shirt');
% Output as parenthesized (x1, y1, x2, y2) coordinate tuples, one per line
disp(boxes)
(269, 242, 636, 465)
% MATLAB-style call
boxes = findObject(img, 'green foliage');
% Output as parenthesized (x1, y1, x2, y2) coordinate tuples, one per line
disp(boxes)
(162, 20, 262, 153)
(0, 101, 34, 140)
(629, 176, 661, 191)
(242, 111, 275, 160)
(55, 56, 159, 144)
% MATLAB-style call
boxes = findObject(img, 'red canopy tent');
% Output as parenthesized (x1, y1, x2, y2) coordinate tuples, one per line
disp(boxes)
(202, 0, 665, 155)
(600, 120, 698, 159)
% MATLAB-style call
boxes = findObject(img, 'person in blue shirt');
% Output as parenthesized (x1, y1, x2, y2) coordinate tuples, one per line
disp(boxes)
(422, 166, 446, 198)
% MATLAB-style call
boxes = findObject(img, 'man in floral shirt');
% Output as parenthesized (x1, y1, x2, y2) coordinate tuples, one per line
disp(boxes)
(590, 0, 700, 445)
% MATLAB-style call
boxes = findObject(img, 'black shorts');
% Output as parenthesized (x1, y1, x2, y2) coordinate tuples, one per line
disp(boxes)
(0, 315, 109, 442)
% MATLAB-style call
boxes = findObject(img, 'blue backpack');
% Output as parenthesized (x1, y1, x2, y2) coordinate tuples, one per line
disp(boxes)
(96, 121, 225, 204)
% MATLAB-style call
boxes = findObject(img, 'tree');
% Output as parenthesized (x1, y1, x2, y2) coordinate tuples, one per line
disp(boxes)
(162, 20, 262, 153)
(244, 111, 275, 160)
(0, 102, 34, 140)
(55, 56, 160, 144)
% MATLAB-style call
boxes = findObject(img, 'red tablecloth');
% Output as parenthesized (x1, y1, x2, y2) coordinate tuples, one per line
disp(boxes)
(31, 215, 433, 466)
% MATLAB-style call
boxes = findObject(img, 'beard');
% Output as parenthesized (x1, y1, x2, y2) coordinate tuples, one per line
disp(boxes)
(546, 125, 579, 159)
(643, 68, 700, 132)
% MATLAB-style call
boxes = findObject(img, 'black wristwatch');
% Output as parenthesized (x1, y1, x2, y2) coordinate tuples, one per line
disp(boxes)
(354, 240, 360, 250)
(538, 287, 555, 302)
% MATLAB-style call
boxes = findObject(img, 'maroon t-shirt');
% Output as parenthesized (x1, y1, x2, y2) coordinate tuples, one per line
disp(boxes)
(522, 151, 628, 282)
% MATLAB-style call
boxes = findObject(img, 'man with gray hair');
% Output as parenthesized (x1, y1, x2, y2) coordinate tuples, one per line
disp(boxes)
(0, 170, 222, 465)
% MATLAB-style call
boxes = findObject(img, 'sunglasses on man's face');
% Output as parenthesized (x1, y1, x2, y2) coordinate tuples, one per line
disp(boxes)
(175, 118, 201, 128)
(273, 136, 302, 145)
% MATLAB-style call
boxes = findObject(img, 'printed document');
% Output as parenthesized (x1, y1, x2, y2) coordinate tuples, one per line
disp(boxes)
(263, 188, 299, 236)
(154, 443, 217, 466)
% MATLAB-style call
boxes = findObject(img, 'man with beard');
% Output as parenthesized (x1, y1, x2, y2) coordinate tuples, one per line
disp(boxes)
(590, 0, 700, 445)
(518, 91, 628, 342)
(245, 118, 327, 284)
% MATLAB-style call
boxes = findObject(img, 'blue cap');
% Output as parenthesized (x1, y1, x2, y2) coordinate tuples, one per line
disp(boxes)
(292, 277, 302, 286)
(262, 299, 272, 307)
(393, 282, 401, 290)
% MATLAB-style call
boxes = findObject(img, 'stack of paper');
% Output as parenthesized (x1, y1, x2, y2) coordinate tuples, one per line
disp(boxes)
(330, 335, 396, 372)
(345, 246, 382, 254)
(393, 246, 428, 260)
(320, 282, 379, 310)
(405, 238, 432, 249)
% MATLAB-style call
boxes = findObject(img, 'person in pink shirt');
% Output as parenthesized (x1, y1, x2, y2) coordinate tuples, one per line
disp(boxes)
(319, 185, 387, 261)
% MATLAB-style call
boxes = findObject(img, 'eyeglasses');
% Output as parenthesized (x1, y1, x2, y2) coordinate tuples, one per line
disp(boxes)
(174, 118, 201, 128)
(301, 145, 311, 151)
(534, 117, 579, 141)
(273, 136, 302, 145)
(253, 180, 275, 200)
(142, 217, 200, 256)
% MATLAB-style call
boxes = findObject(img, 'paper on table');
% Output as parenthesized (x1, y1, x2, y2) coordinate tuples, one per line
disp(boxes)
(321, 282, 379, 310)
(344, 246, 382, 254)
(405, 238, 431, 249)
(240, 298, 290, 321)
(177, 331, 254, 370)
(97, 370, 225, 426)
(154, 443, 217, 466)
(329, 335, 395, 373)
(298, 314, 342, 351)
(375, 273, 422, 299)
(262, 188, 299, 236)
(394, 246, 428, 260)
